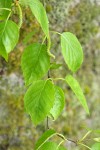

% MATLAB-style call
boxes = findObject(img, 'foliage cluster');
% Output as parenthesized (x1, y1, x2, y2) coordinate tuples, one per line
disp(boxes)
(0, 0, 100, 150)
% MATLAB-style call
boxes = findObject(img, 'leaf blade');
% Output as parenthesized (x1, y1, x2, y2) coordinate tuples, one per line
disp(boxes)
(21, 43, 50, 85)
(50, 63, 62, 70)
(29, 0, 49, 37)
(39, 142, 57, 150)
(39, 141, 67, 150)
(35, 131, 57, 150)
(0, 20, 19, 60)
(59, 146, 67, 150)
(50, 86, 65, 120)
(0, 40, 8, 61)
(91, 143, 100, 150)
(61, 32, 83, 72)
(0, 0, 12, 20)
(65, 75, 89, 114)
(24, 80, 55, 125)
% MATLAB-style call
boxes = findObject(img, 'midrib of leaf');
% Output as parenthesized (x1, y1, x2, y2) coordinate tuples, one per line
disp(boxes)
(66, 75, 89, 114)
(1, 12, 11, 37)
(30, 1, 40, 18)
(29, 0, 49, 37)
(0, 21, 7, 40)
(62, 35, 76, 70)
(0, 12, 11, 39)
(35, 80, 47, 108)
(28, 80, 48, 111)
(36, 131, 57, 150)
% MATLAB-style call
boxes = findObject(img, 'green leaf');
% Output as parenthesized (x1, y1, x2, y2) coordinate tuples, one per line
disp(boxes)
(50, 86, 65, 120)
(50, 63, 62, 70)
(93, 138, 100, 143)
(21, 43, 50, 85)
(91, 130, 100, 134)
(0, 20, 19, 60)
(24, 80, 55, 125)
(29, 0, 49, 37)
(35, 130, 57, 150)
(0, 0, 12, 20)
(59, 146, 67, 150)
(94, 130, 100, 134)
(39, 142, 57, 150)
(91, 143, 100, 150)
(0, 40, 8, 61)
(65, 75, 89, 114)
(39, 142, 67, 150)
(61, 32, 83, 72)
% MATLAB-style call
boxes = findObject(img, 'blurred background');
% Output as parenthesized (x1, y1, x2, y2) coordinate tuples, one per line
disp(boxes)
(0, 0, 100, 149)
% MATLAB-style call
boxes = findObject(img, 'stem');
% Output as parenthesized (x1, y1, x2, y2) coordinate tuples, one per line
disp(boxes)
(57, 133, 67, 141)
(48, 70, 51, 78)
(67, 138, 77, 145)
(50, 30, 62, 36)
(79, 131, 92, 142)
(43, 0, 55, 58)
(46, 116, 49, 130)
(0, 8, 11, 11)
(47, 35, 55, 59)
(57, 133, 77, 145)
(16, 2, 23, 29)
(53, 78, 65, 81)
(47, 30, 62, 58)
(57, 140, 64, 150)
(42, 36, 46, 45)
(46, 71, 51, 129)
(78, 143, 92, 150)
